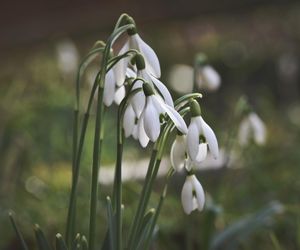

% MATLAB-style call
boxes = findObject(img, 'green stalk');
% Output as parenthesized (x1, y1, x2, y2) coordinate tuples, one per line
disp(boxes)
(115, 140, 123, 250)
(144, 169, 174, 250)
(88, 23, 134, 250)
(127, 148, 158, 249)
(112, 103, 125, 250)
(128, 107, 190, 249)
(89, 83, 104, 250)
(66, 47, 104, 246)
(67, 22, 133, 247)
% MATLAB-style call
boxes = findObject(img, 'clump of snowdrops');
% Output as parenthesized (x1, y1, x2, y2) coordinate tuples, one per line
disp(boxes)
(9, 13, 220, 250)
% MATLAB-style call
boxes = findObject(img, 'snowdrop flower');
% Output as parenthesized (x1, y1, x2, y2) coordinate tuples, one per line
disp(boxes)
(103, 62, 136, 107)
(181, 174, 205, 214)
(56, 39, 79, 75)
(195, 54, 221, 92)
(129, 54, 173, 118)
(170, 133, 208, 172)
(123, 103, 139, 139)
(238, 112, 267, 146)
(138, 68, 174, 107)
(132, 83, 187, 147)
(116, 16, 161, 78)
(170, 134, 188, 171)
(187, 100, 219, 162)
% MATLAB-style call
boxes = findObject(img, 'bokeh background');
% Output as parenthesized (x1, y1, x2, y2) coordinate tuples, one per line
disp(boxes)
(1, 0, 300, 249)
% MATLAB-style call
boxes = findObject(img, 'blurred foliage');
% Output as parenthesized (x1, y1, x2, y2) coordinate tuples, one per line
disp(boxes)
(1, 3, 300, 250)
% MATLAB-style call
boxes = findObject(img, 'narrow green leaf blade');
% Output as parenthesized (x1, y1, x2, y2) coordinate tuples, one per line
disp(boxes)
(34, 224, 52, 250)
(106, 196, 116, 250)
(8, 212, 29, 250)
(135, 209, 155, 250)
(55, 233, 67, 250)
(210, 201, 284, 250)
(81, 235, 88, 250)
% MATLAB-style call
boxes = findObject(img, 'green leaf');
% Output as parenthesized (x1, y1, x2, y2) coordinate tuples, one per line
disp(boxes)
(210, 201, 284, 250)
(202, 202, 223, 250)
(34, 224, 52, 250)
(106, 196, 116, 250)
(135, 209, 155, 250)
(8, 212, 29, 250)
(55, 233, 68, 250)
(100, 231, 110, 250)
(72, 233, 81, 250)
(81, 235, 88, 250)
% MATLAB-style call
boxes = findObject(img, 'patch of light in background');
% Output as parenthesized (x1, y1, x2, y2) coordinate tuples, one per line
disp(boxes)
(56, 39, 79, 76)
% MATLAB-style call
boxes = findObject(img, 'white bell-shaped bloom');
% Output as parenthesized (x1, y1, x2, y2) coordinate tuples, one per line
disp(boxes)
(187, 116, 219, 161)
(103, 64, 135, 107)
(186, 100, 219, 162)
(170, 134, 187, 171)
(103, 69, 116, 106)
(128, 70, 174, 119)
(130, 83, 187, 147)
(238, 112, 267, 146)
(139, 69, 174, 107)
(196, 65, 221, 92)
(181, 174, 205, 214)
(123, 103, 141, 143)
(142, 94, 187, 143)
(170, 134, 208, 172)
(118, 34, 161, 78)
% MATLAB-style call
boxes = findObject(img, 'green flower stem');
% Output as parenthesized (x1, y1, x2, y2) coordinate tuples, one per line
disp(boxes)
(89, 84, 105, 250)
(144, 168, 174, 250)
(114, 105, 125, 250)
(89, 23, 134, 250)
(66, 49, 103, 246)
(130, 108, 191, 249)
(127, 148, 158, 249)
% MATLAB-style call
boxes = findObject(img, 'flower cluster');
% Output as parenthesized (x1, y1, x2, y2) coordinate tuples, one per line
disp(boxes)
(170, 100, 219, 214)
(101, 15, 219, 215)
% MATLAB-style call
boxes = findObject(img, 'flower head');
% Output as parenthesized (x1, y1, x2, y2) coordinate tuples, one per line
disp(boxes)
(140, 83, 187, 144)
(187, 100, 219, 163)
(238, 112, 267, 146)
(195, 53, 221, 92)
(181, 174, 205, 214)
(170, 133, 208, 172)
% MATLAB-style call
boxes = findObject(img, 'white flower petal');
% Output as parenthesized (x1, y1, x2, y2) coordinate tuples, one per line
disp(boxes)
(200, 117, 219, 159)
(131, 80, 145, 118)
(181, 176, 194, 215)
(143, 97, 161, 142)
(194, 143, 208, 163)
(185, 158, 193, 172)
(113, 46, 128, 87)
(126, 67, 137, 78)
(103, 70, 116, 106)
(249, 113, 267, 145)
(133, 34, 161, 78)
(201, 65, 221, 91)
(150, 75, 174, 107)
(123, 105, 135, 138)
(170, 135, 187, 171)
(153, 96, 187, 134)
(191, 175, 205, 211)
(132, 124, 139, 140)
(187, 120, 200, 161)
(137, 113, 149, 147)
(164, 105, 188, 134)
(114, 85, 126, 105)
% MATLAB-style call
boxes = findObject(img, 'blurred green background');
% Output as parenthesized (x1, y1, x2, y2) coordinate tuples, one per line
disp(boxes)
(1, 1, 300, 249)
